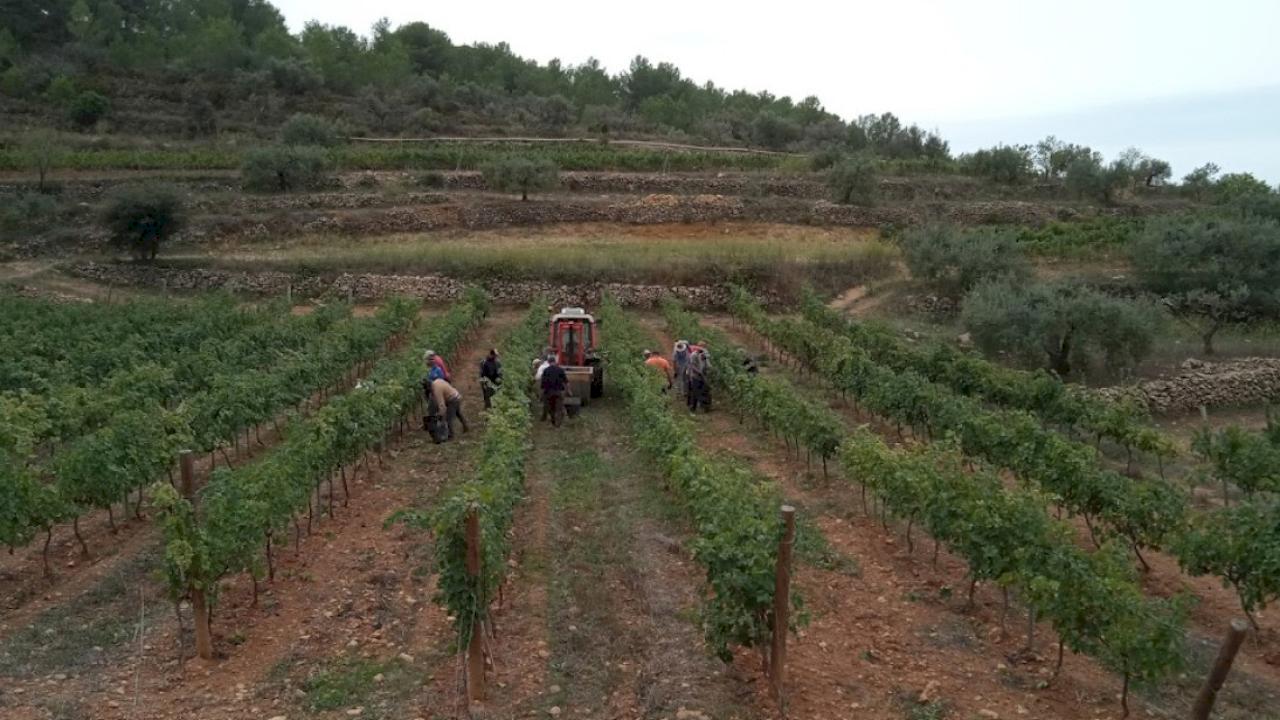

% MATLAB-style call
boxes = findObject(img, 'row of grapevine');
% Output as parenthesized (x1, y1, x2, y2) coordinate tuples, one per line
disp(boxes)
(727, 292, 1189, 568)
(0, 292, 298, 398)
(153, 289, 489, 660)
(1180, 416, 1280, 628)
(787, 288, 1175, 462)
(427, 304, 544, 674)
(732, 295, 1280, 638)
(601, 298, 798, 662)
(3, 297, 351, 453)
(1192, 414, 1280, 501)
(0, 300, 417, 574)
(662, 301, 842, 475)
(667, 302, 1187, 714)
(843, 433, 1188, 714)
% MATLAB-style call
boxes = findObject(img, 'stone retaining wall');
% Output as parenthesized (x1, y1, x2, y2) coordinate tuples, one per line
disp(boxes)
(1096, 357, 1280, 414)
(67, 262, 751, 309)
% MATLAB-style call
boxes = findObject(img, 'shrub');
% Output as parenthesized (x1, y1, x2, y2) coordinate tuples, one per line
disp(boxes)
(481, 156, 559, 201)
(959, 144, 1033, 184)
(414, 171, 446, 189)
(827, 155, 878, 206)
(280, 113, 342, 147)
(1232, 192, 1280, 222)
(68, 91, 110, 129)
(810, 148, 844, 171)
(266, 58, 323, 95)
(0, 64, 52, 98)
(44, 75, 78, 106)
(1131, 216, 1280, 354)
(100, 182, 186, 261)
(1213, 173, 1272, 205)
(241, 145, 333, 192)
(899, 224, 1029, 298)
(1, 193, 59, 231)
(751, 111, 802, 151)
(963, 279, 1157, 377)
(185, 95, 217, 137)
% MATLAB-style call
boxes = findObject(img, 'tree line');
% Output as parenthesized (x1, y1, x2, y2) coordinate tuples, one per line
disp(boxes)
(0, 0, 946, 158)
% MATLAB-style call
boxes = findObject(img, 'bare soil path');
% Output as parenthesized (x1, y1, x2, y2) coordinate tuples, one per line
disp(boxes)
(525, 396, 757, 720)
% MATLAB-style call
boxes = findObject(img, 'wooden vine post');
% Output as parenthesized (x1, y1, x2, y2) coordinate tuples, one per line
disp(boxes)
(771, 505, 796, 703)
(1191, 619, 1249, 720)
(179, 450, 195, 499)
(465, 505, 486, 702)
(179, 448, 214, 660)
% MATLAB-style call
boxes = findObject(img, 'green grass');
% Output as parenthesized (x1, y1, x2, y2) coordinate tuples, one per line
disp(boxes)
(1010, 216, 1147, 259)
(301, 656, 405, 712)
(0, 548, 158, 677)
(164, 231, 897, 295)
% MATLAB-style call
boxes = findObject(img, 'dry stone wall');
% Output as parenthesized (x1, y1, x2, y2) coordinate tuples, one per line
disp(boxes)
(67, 262, 750, 309)
(1096, 357, 1280, 414)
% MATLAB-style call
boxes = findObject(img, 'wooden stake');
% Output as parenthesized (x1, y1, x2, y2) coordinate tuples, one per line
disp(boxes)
(465, 506, 485, 703)
(1191, 619, 1249, 720)
(771, 505, 796, 703)
(179, 450, 195, 500)
(192, 590, 214, 660)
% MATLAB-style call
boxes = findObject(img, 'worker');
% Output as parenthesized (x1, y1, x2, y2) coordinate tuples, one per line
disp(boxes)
(540, 355, 569, 427)
(479, 348, 502, 409)
(643, 349, 673, 391)
(672, 340, 690, 396)
(424, 350, 451, 382)
(431, 376, 469, 439)
(687, 345, 712, 413)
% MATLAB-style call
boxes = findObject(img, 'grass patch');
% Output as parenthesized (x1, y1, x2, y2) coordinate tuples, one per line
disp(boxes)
(164, 229, 897, 296)
(0, 548, 158, 678)
(302, 656, 403, 712)
(896, 691, 949, 720)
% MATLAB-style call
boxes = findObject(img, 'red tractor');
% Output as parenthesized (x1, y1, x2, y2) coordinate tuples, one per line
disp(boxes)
(548, 307, 604, 406)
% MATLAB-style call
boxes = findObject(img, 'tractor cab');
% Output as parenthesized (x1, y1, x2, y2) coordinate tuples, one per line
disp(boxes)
(549, 307, 604, 404)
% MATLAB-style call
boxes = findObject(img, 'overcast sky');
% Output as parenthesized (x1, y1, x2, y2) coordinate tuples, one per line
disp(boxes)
(271, 0, 1280, 182)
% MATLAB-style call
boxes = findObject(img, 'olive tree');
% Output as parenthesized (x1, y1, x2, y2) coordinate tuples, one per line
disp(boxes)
(1065, 155, 1127, 204)
(899, 224, 1030, 298)
(100, 183, 186, 261)
(1131, 216, 1280, 355)
(1213, 173, 1273, 205)
(1180, 163, 1220, 200)
(962, 278, 1158, 377)
(826, 154, 878, 206)
(241, 145, 333, 192)
(481, 156, 559, 201)
(959, 144, 1033, 184)
(20, 128, 64, 191)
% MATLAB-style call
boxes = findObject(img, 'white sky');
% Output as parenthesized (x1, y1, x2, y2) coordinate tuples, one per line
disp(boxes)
(271, 0, 1280, 181)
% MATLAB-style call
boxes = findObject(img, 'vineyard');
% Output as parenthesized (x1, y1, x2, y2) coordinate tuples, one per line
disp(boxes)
(3, 0, 1278, 714)
(1, 282, 1279, 720)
